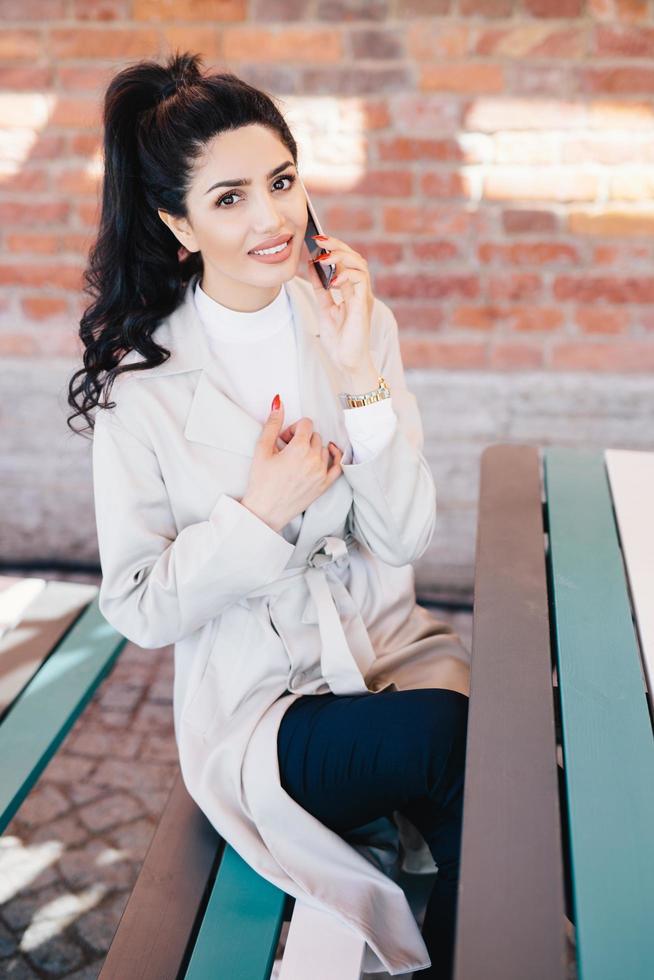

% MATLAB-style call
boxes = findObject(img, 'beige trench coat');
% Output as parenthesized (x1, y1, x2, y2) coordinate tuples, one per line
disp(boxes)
(92, 271, 471, 976)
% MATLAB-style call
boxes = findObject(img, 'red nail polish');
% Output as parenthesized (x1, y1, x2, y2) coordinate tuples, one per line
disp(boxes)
(271, 393, 281, 412)
(311, 235, 328, 241)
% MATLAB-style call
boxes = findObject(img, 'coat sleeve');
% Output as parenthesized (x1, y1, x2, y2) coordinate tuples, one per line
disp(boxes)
(340, 300, 436, 567)
(343, 396, 398, 464)
(92, 409, 296, 649)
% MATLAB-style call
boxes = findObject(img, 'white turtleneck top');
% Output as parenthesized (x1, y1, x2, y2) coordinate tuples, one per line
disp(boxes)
(193, 278, 398, 545)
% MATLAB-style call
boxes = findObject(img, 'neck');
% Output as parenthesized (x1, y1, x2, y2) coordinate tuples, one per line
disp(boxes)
(199, 264, 283, 312)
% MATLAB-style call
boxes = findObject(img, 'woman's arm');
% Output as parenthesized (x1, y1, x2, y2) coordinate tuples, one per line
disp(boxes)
(339, 300, 437, 566)
(92, 410, 295, 648)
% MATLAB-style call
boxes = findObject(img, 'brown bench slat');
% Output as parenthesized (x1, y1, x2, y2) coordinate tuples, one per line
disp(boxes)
(99, 769, 223, 980)
(454, 444, 567, 980)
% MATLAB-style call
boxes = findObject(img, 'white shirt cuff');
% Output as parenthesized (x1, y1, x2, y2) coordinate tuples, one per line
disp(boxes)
(342, 397, 398, 464)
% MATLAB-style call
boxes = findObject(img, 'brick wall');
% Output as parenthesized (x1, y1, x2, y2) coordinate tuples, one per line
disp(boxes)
(1, 0, 653, 590)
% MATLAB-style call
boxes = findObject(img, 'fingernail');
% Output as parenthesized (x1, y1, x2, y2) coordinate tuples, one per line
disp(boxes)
(271, 393, 281, 412)
(311, 235, 328, 241)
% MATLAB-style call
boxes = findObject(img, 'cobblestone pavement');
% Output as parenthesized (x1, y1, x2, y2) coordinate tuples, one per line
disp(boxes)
(0, 569, 478, 979)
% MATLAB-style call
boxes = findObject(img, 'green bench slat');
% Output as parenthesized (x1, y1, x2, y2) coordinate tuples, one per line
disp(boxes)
(0, 594, 127, 832)
(545, 447, 654, 980)
(183, 843, 286, 980)
(454, 445, 567, 980)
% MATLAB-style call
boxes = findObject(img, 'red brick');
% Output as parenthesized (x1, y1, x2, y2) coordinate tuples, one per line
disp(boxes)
(420, 63, 504, 93)
(0, 264, 84, 291)
(550, 341, 654, 370)
(161, 27, 221, 59)
(77, 201, 101, 228)
(400, 337, 487, 369)
(50, 97, 100, 129)
(133, 0, 245, 20)
(581, 67, 654, 93)
(407, 23, 470, 59)
(478, 241, 581, 265)
(0, 66, 52, 90)
(523, 0, 583, 14)
(575, 307, 627, 333)
(315, 0, 388, 21)
(587, 100, 654, 128)
(21, 296, 70, 320)
(589, 0, 648, 20)
(50, 28, 159, 59)
(0, 31, 43, 61)
(502, 209, 560, 234)
(346, 241, 404, 264)
(322, 206, 374, 231)
(1, 0, 65, 15)
(0, 334, 38, 356)
(460, 0, 512, 14)
(592, 242, 652, 264)
(384, 206, 473, 235)
(58, 65, 117, 93)
(554, 275, 654, 303)
(0, 202, 69, 227)
(1, 168, 48, 193)
(489, 343, 544, 369)
(28, 133, 67, 161)
(350, 169, 413, 196)
(506, 306, 565, 331)
(420, 171, 473, 198)
(410, 241, 462, 262)
(71, 0, 130, 19)
(375, 273, 480, 300)
(594, 25, 654, 56)
(562, 134, 654, 164)
(6, 234, 60, 255)
(363, 100, 392, 129)
(389, 303, 446, 331)
(223, 27, 342, 62)
(453, 305, 501, 330)
(488, 273, 543, 301)
(56, 167, 101, 197)
(568, 207, 654, 236)
(350, 27, 404, 59)
(467, 97, 587, 131)
(475, 25, 586, 58)
(508, 64, 574, 97)
(390, 94, 463, 134)
(610, 169, 654, 200)
(378, 137, 464, 163)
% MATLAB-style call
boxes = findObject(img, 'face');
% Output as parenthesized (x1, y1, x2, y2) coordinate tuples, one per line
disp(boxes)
(158, 123, 308, 311)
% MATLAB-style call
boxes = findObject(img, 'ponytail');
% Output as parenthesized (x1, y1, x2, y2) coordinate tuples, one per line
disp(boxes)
(67, 50, 298, 436)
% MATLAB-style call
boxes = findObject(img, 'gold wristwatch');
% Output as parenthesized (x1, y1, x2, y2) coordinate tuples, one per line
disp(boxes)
(339, 375, 391, 410)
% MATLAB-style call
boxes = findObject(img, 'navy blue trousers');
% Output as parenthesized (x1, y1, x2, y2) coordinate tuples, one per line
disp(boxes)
(276, 687, 470, 979)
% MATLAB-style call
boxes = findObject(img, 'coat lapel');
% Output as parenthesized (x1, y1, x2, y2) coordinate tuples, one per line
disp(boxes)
(140, 273, 361, 559)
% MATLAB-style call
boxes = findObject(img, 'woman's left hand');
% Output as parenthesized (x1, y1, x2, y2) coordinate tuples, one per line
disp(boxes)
(305, 235, 375, 374)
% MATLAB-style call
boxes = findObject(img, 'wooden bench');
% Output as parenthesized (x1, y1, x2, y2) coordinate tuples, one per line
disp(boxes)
(0, 573, 435, 980)
(453, 444, 654, 980)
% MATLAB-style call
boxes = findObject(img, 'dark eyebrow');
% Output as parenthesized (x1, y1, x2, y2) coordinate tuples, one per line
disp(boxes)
(204, 160, 295, 195)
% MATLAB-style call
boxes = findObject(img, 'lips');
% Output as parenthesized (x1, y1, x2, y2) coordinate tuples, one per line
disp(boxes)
(248, 233, 293, 254)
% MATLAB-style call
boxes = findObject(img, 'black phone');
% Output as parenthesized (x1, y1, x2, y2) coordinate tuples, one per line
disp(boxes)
(297, 174, 337, 290)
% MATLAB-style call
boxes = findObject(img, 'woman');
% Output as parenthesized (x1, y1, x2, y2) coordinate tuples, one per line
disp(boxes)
(68, 52, 471, 978)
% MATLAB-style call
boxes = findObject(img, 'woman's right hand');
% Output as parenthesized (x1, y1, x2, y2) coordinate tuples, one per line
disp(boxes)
(239, 396, 344, 533)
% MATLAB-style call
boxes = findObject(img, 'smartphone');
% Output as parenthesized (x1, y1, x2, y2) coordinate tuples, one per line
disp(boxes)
(297, 174, 337, 290)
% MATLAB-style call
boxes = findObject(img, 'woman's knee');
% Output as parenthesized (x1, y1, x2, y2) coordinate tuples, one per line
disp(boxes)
(412, 688, 470, 796)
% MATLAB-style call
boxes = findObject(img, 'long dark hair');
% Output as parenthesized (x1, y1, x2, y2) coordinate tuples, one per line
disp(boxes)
(66, 51, 298, 436)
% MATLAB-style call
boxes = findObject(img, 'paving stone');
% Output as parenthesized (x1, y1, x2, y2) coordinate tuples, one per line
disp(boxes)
(58, 842, 136, 893)
(78, 794, 144, 834)
(73, 891, 129, 956)
(146, 678, 173, 704)
(104, 818, 156, 864)
(90, 759, 175, 793)
(130, 787, 174, 819)
(0, 956, 40, 978)
(66, 964, 104, 980)
(1, 884, 69, 932)
(0, 918, 18, 957)
(67, 730, 142, 761)
(96, 682, 145, 712)
(66, 784, 106, 809)
(0, 841, 61, 901)
(140, 733, 179, 763)
(24, 932, 84, 975)
(129, 702, 174, 734)
(30, 816, 90, 849)
(107, 662, 152, 687)
(42, 755, 96, 785)
(15, 785, 70, 828)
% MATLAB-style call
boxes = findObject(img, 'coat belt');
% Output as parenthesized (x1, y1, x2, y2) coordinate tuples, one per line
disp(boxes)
(243, 534, 376, 695)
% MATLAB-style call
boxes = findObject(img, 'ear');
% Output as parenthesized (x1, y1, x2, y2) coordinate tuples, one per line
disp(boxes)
(157, 209, 200, 253)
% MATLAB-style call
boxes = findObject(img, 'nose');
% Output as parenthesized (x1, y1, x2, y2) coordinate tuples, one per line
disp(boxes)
(252, 189, 285, 232)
